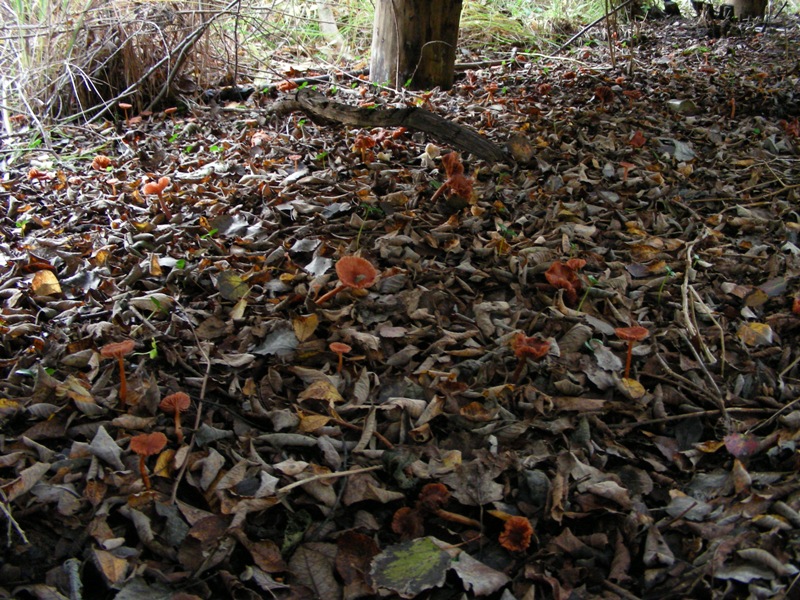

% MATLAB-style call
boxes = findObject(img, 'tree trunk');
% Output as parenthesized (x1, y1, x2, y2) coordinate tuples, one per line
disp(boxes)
(369, 0, 463, 91)
(727, 0, 767, 18)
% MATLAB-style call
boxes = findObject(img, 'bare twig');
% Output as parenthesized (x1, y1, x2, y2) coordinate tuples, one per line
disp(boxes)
(555, 0, 637, 54)
(276, 464, 382, 496)
(0, 488, 29, 545)
(169, 302, 212, 505)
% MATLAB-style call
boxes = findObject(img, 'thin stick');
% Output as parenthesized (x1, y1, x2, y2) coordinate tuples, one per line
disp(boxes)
(276, 465, 382, 496)
(0, 488, 28, 545)
(608, 407, 774, 430)
(169, 302, 212, 505)
(555, 0, 637, 54)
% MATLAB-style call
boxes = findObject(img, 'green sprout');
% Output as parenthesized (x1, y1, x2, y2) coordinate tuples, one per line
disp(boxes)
(135, 339, 159, 359)
(497, 223, 517, 239)
(15, 218, 31, 233)
(355, 204, 384, 250)
(657, 266, 676, 304)
(577, 274, 599, 312)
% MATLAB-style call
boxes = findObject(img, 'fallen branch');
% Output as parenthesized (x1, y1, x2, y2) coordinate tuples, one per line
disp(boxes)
(268, 88, 508, 163)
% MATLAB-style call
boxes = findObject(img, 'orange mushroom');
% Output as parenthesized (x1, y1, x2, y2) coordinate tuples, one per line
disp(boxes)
(163, 107, 178, 123)
(430, 152, 473, 203)
(352, 133, 377, 164)
(315, 256, 378, 305)
(142, 176, 172, 219)
(499, 516, 534, 552)
(100, 339, 136, 408)
(129, 432, 167, 491)
(159, 392, 191, 444)
(329, 342, 352, 374)
(511, 333, 551, 383)
(545, 261, 582, 305)
(118, 102, 132, 126)
(92, 155, 113, 171)
(614, 325, 650, 379)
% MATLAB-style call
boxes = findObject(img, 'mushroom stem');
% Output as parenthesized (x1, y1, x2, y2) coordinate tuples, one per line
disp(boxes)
(315, 283, 346, 305)
(624, 342, 633, 379)
(432, 508, 482, 528)
(156, 191, 172, 220)
(174, 412, 184, 444)
(117, 356, 128, 407)
(138, 455, 151, 490)
(337, 353, 344, 374)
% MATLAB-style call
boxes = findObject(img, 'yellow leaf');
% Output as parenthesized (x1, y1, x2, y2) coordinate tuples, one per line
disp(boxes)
(230, 297, 248, 320)
(737, 322, 773, 347)
(31, 270, 61, 296)
(625, 222, 648, 237)
(695, 440, 725, 453)
(0, 398, 22, 417)
(293, 314, 319, 342)
(92, 548, 128, 587)
(130, 220, 155, 232)
(629, 244, 660, 262)
(217, 270, 250, 301)
(297, 379, 343, 407)
(618, 377, 646, 399)
(149, 254, 162, 276)
(298, 413, 330, 433)
(154, 448, 175, 478)
(94, 248, 111, 266)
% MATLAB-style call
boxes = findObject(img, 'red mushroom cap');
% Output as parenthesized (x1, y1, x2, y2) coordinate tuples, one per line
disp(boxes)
(335, 256, 377, 290)
(100, 339, 136, 359)
(511, 333, 551, 361)
(159, 392, 191, 414)
(499, 516, 534, 552)
(545, 261, 581, 304)
(614, 326, 650, 342)
(129, 432, 167, 457)
(417, 483, 451, 513)
(329, 342, 352, 355)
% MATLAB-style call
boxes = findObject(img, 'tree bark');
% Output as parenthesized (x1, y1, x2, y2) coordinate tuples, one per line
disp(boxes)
(369, 0, 464, 91)
(727, 0, 767, 17)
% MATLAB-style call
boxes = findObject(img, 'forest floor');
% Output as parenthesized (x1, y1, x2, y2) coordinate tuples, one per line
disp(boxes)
(1, 12, 800, 600)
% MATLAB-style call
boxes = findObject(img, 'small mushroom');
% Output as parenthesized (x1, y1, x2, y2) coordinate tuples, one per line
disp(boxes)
(92, 155, 113, 171)
(118, 102, 132, 126)
(142, 176, 172, 220)
(545, 261, 582, 305)
(499, 516, 534, 553)
(287, 154, 303, 171)
(329, 342, 352, 374)
(315, 256, 378, 305)
(614, 325, 650, 379)
(511, 333, 551, 383)
(129, 432, 167, 491)
(163, 107, 178, 124)
(100, 339, 136, 408)
(352, 134, 376, 164)
(619, 161, 636, 182)
(159, 392, 191, 444)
